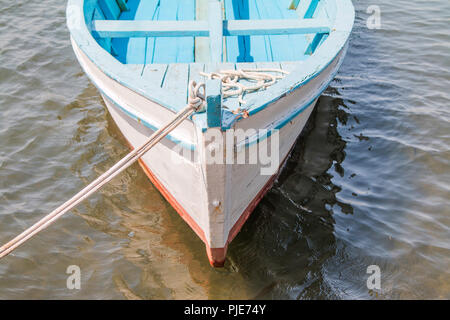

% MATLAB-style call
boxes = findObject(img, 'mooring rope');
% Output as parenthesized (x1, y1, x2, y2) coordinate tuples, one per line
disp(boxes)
(200, 68, 289, 104)
(0, 81, 206, 259)
(0, 69, 288, 258)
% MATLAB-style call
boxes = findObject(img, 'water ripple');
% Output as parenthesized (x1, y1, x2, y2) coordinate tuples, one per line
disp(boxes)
(0, 0, 449, 299)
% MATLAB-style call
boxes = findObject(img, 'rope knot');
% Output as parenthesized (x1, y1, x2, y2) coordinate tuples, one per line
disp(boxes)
(188, 80, 206, 112)
(189, 68, 289, 114)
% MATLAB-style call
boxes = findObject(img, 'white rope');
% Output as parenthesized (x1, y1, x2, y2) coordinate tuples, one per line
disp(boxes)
(188, 80, 206, 112)
(200, 68, 289, 105)
(0, 81, 205, 259)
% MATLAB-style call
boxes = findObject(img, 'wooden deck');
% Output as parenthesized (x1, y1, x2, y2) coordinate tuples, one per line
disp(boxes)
(123, 61, 300, 112)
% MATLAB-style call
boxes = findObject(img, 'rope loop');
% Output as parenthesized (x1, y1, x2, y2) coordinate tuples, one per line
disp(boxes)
(200, 68, 289, 104)
(188, 68, 289, 113)
(188, 80, 206, 112)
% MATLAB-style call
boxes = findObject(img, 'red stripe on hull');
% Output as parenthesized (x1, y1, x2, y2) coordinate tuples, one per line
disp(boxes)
(121, 137, 289, 267)
(137, 159, 207, 244)
(137, 156, 286, 268)
(137, 159, 229, 267)
(121, 138, 221, 266)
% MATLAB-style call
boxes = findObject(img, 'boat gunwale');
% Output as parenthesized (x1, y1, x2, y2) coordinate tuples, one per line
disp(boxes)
(66, 0, 354, 130)
(70, 37, 198, 150)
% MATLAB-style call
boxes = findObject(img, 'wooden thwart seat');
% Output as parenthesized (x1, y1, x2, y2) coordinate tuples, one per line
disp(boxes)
(92, 18, 331, 38)
(92, 0, 331, 64)
(93, 14, 329, 63)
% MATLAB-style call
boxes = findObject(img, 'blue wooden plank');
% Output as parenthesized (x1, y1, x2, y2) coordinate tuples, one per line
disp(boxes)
(176, 0, 196, 62)
(98, 0, 121, 20)
(223, 0, 250, 62)
(83, 0, 98, 28)
(305, 32, 327, 55)
(93, 20, 209, 38)
(206, 79, 223, 127)
(296, 0, 313, 18)
(222, 0, 317, 61)
(123, 64, 145, 80)
(223, 0, 239, 62)
(256, 0, 295, 61)
(95, 19, 330, 37)
(92, 4, 112, 52)
(277, 0, 311, 61)
(195, 0, 210, 62)
(223, 0, 325, 62)
(95, 19, 330, 38)
(256, 61, 282, 71)
(162, 64, 190, 107)
(152, 0, 196, 64)
(115, 0, 129, 12)
(142, 64, 168, 87)
(124, 0, 159, 64)
(294, 0, 324, 57)
(305, 0, 321, 18)
(152, 0, 177, 63)
(280, 61, 300, 73)
(248, 0, 272, 62)
(111, 0, 138, 63)
(208, 0, 223, 63)
(125, 64, 145, 73)
(236, 0, 251, 62)
(304, 0, 329, 55)
(144, 2, 161, 65)
(223, 19, 330, 36)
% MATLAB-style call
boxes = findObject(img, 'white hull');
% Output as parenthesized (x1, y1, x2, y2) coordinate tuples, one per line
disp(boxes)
(72, 38, 346, 266)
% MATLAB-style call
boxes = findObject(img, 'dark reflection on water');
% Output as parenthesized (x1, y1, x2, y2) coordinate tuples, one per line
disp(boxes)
(79, 87, 356, 300)
(68, 89, 350, 299)
(227, 91, 352, 299)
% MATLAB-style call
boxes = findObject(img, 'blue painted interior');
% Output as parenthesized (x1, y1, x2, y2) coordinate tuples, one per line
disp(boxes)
(68, 0, 353, 135)
(109, 0, 195, 64)
(224, 0, 311, 62)
(96, 0, 326, 64)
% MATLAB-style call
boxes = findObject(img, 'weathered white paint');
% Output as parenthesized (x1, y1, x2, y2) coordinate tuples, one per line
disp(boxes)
(71, 38, 197, 149)
(71, 36, 346, 255)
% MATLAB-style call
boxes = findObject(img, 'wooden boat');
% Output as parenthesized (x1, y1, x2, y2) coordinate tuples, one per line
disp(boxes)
(66, 0, 354, 267)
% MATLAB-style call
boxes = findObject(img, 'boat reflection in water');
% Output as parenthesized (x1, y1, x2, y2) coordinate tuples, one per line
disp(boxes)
(77, 84, 353, 299)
